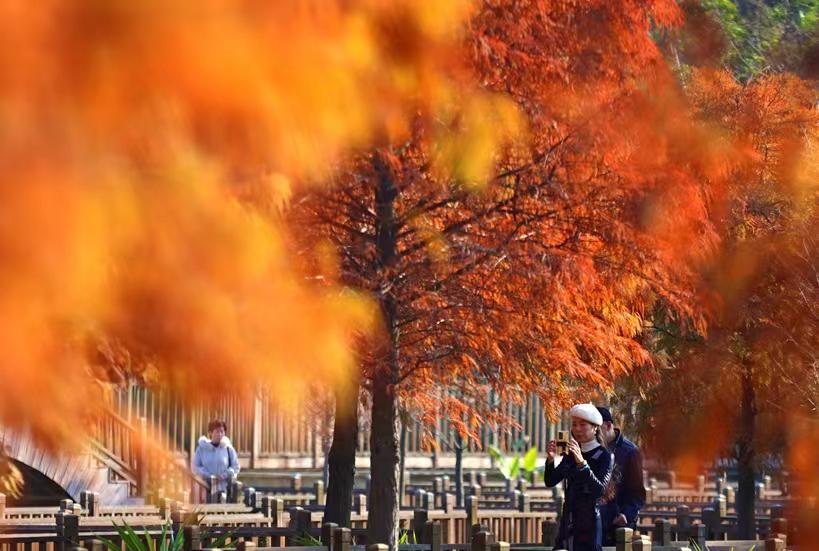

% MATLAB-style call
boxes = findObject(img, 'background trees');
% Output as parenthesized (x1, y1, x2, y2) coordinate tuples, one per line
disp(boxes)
(624, 68, 817, 538)
(694, 0, 819, 80)
(611, 3, 819, 539)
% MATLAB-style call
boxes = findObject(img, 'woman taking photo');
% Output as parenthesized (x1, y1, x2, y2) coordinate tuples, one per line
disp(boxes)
(545, 404, 613, 551)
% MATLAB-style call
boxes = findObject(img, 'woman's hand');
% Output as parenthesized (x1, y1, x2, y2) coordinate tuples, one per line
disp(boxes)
(567, 438, 585, 466)
(546, 440, 557, 463)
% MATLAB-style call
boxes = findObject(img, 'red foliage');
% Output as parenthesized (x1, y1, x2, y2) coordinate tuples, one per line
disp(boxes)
(291, 0, 723, 442)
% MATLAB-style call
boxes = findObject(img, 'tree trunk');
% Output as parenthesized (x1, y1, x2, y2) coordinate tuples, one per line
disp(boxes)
(399, 417, 407, 509)
(367, 150, 401, 550)
(323, 380, 360, 527)
(323, 448, 330, 488)
(736, 359, 757, 540)
(369, 371, 400, 548)
(454, 431, 464, 508)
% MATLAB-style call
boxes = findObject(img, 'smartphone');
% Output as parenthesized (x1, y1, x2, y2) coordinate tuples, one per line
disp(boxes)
(556, 430, 570, 455)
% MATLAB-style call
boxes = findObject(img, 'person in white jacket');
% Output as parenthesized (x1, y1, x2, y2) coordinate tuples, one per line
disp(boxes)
(192, 419, 240, 493)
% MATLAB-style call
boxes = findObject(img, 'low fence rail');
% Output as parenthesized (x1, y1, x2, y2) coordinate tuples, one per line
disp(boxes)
(0, 518, 787, 551)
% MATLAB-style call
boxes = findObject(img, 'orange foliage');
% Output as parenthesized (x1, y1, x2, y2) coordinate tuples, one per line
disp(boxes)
(0, 0, 496, 449)
(688, 67, 817, 403)
(640, 70, 818, 534)
(291, 0, 730, 441)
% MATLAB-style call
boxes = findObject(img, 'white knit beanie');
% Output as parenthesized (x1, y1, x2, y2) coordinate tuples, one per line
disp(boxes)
(570, 403, 603, 426)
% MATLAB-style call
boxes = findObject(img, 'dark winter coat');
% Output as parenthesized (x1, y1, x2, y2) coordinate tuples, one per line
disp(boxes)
(599, 429, 646, 546)
(545, 444, 614, 551)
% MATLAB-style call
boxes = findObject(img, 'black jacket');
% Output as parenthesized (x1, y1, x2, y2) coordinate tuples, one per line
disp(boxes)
(545, 444, 613, 551)
(599, 430, 646, 544)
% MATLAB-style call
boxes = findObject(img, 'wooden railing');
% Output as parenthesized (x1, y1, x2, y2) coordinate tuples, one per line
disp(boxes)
(87, 408, 138, 475)
(102, 384, 566, 467)
(0, 468, 796, 550)
(83, 383, 571, 496)
(87, 406, 208, 502)
(0, 498, 556, 546)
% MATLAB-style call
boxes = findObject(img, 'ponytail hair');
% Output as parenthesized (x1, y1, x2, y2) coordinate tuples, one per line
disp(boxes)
(594, 425, 618, 502)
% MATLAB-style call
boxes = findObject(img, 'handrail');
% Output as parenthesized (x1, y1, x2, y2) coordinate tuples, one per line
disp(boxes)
(86, 438, 137, 483)
(102, 407, 137, 433)
(87, 404, 209, 502)
(107, 384, 566, 458)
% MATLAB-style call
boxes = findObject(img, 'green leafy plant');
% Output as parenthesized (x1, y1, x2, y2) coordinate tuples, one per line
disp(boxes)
(488, 445, 521, 480)
(294, 533, 324, 546)
(488, 444, 543, 482)
(522, 446, 538, 474)
(398, 530, 417, 545)
(97, 518, 232, 551)
(98, 520, 184, 551)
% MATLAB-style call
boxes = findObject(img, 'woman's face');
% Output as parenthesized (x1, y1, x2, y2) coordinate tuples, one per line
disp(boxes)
(209, 426, 225, 444)
(571, 417, 597, 444)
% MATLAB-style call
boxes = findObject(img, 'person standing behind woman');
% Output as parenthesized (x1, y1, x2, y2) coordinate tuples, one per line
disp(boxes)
(596, 406, 646, 546)
(545, 404, 614, 551)
(192, 419, 241, 493)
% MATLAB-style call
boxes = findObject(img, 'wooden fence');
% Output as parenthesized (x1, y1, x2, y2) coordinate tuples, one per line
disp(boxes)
(2, 466, 798, 545)
(0, 466, 801, 551)
(0, 511, 788, 551)
(0, 502, 553, 550)
(104, 386, 567, 469)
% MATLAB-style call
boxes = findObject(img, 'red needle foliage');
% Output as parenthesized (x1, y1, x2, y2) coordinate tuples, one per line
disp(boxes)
(292, 0, 724, 438)
(289, 0, 741, 545)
